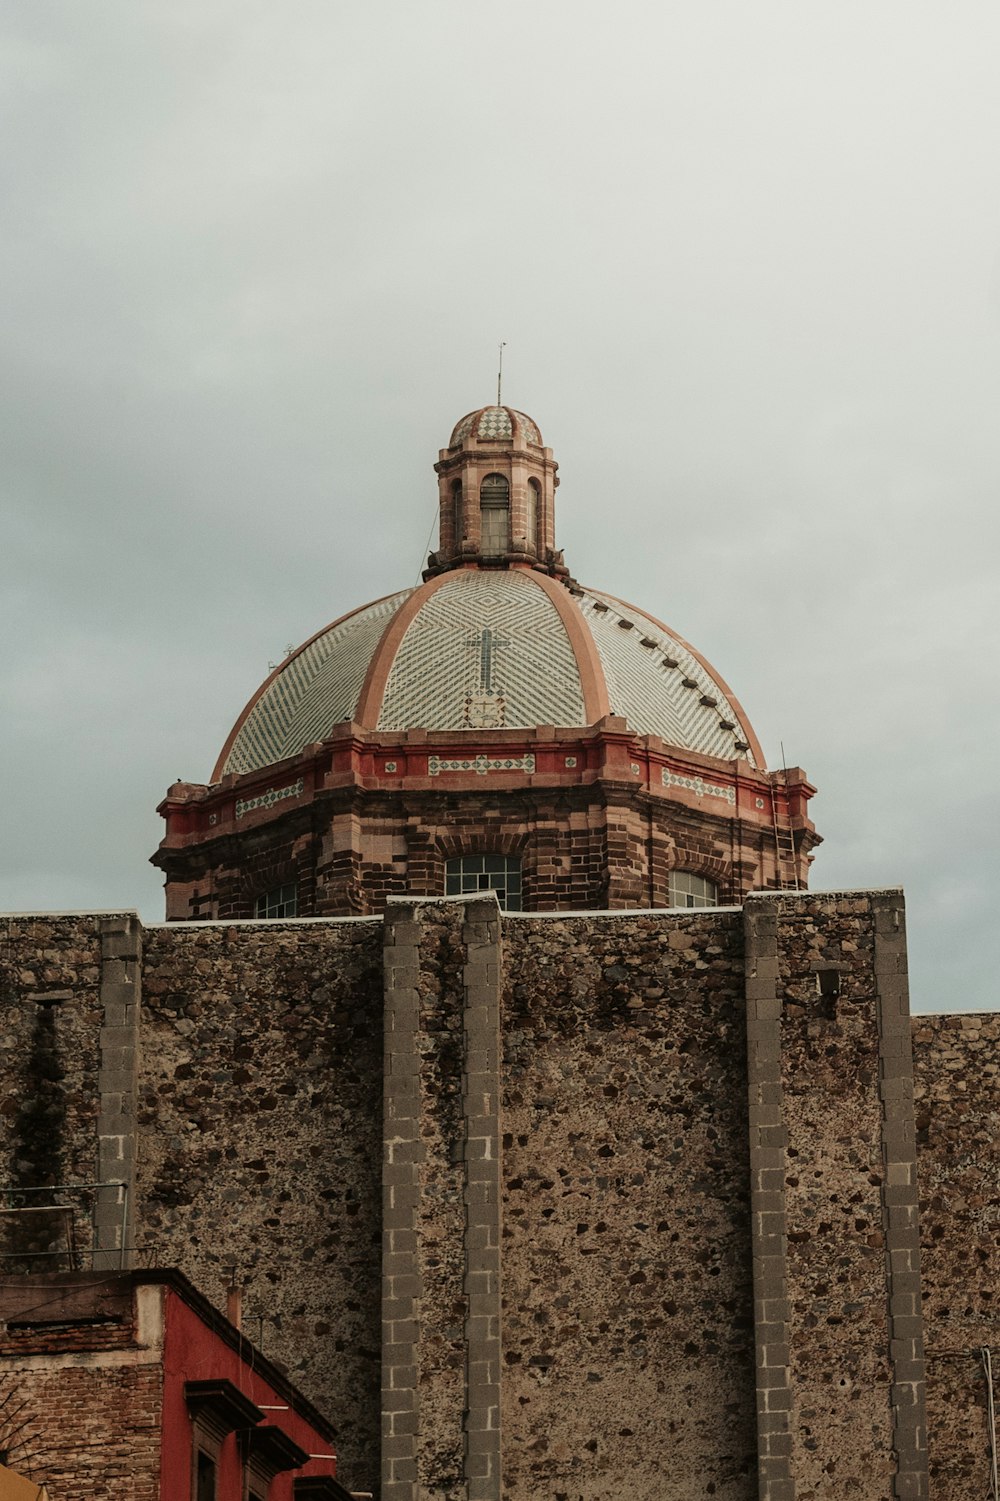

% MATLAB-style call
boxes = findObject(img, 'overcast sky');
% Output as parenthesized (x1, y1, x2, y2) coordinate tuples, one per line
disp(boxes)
(2, 2, 998, 1013)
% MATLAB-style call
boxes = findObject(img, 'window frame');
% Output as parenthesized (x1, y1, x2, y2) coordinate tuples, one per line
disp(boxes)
(667, 870, 719, 909)
(194, 1442, 219, 1501)
(479, 473, 510, 556)
(254, 882, 298, 919)
(445, 854, 523, 912)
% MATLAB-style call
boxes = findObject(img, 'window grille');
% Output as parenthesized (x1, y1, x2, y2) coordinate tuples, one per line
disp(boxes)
(667, 871, 718, 908)
(255, 883, 298, 919)
(479, 473, 510, 555)
(446, 855, 522, 911)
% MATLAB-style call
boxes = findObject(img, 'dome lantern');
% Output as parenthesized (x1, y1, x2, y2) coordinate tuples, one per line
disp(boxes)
(426, 405, 566, 579)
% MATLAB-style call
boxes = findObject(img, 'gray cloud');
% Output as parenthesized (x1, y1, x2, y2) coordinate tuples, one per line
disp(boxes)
(2, 1, 997, 1010)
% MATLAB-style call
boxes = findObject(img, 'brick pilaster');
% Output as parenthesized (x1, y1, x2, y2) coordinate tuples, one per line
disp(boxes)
(95, 915, 142, 1269)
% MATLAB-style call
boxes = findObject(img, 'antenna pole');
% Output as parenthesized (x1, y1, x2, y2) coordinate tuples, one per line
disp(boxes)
(497, 341, 505, 406)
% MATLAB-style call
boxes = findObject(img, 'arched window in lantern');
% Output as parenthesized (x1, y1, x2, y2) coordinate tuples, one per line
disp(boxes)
(479, 473, 510, 556)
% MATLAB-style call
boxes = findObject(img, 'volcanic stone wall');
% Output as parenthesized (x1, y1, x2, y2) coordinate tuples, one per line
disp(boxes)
(744, 890, 926, 1501)
(3, 892, 976, 1501)
(138, 916, 384, 1494)
(913, 1010, 1000, 1499)
(0, 915, 113, 1266)
(500, 908, 756, 1500)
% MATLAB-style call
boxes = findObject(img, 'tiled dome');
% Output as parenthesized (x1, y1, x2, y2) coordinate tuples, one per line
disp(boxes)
(215, 570, 763, 778)
(449, 406, 543, 448)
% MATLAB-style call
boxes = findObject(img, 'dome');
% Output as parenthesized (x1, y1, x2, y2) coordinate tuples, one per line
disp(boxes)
(449, 406, 543, 448)
(214, 569, 763, 779)
(159, 400, 819, 927)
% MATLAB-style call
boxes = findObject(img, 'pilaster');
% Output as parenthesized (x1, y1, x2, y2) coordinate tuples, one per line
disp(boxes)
(95, 915, 142, 1269)
(744, 891, 928, 1500)
(381, 896, 505, 1500)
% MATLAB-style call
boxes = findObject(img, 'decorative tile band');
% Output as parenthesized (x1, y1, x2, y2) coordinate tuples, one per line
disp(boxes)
(236, 778, 305, 819)
(662, 769, 736, 804)
(428, 754, 535, 777)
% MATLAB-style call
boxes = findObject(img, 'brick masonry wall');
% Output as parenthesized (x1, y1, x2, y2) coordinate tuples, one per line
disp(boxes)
(162, 779, 799, 922)
(501, 910, 756, 1500)
(0, 1358, 161, 1499)
(913, 1011, 1000, 1499)
(138, 918, 384, 1496)
(164, 815, 319, 921)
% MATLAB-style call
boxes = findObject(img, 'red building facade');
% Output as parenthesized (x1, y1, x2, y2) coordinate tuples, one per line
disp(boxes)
(153, 405, 819, 919)
(0, 1271, 358, 1501)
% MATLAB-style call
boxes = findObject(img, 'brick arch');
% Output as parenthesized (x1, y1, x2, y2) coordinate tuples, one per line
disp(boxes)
(431, 831, 532, 906)
(240, 855, 306, 918)
(434, 830, 530, 861)
(666, 850, 730, 908)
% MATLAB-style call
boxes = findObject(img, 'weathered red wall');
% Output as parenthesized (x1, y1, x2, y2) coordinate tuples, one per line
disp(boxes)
(160, 1289, 337, 1498)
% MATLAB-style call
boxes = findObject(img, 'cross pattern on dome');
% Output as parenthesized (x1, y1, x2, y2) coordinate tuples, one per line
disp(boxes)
(462, 618, 507, 729)
(464, 625, 510, 728)
(377, 571, 585, 733)
(468, 625, 510, 694)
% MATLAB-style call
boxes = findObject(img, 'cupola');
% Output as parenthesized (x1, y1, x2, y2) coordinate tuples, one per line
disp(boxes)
(154, 397, 820, 923)
(425, 405, 566, 579)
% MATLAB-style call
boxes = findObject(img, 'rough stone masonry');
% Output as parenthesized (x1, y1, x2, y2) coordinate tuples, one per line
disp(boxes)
(2, 890, 997, 1498)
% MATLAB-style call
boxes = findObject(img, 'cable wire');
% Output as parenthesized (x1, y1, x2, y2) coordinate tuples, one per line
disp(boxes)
(984, 1346, 998, 1501)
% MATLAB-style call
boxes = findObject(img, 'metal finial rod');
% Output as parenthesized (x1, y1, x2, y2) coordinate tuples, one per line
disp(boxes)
(497, 341, 506, 407)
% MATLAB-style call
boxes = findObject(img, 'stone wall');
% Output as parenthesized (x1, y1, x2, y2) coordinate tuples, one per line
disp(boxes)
(744, 891, 926, 1501)
(8, 892, 998, 1501)
(138, 917, 384, 1494)
(0, 915, 111, 1266)
(913, 1010, 1000, 1499)
(501, 909, 755, 1500)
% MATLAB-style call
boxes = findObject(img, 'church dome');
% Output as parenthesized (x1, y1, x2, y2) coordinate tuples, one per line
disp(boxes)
(157, 399, 819, 926)
(214, 568, 763, 779)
